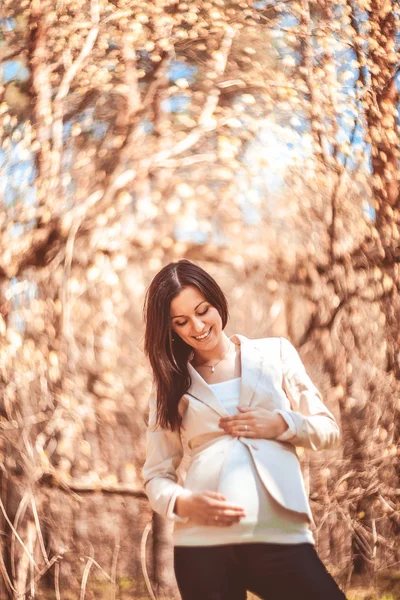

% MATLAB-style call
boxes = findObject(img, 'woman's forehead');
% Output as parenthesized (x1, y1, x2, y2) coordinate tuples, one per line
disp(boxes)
(170, 286, 206, 314)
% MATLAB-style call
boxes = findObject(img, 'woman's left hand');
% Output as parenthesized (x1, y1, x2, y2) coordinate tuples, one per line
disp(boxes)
(219, 406, 288, 439)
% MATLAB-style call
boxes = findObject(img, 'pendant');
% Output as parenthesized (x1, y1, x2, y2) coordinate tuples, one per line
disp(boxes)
(211, 366, 215, 373)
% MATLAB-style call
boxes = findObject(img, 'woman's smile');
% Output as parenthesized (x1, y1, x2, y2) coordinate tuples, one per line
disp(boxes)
(193, 327, 213, 341)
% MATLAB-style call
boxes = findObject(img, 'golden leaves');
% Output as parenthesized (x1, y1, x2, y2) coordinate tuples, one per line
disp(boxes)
(281, 55, 296, 68)
(217, 135, 240, 161)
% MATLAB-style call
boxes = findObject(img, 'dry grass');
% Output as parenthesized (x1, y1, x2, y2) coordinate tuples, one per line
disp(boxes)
(37, 569, 400, 599)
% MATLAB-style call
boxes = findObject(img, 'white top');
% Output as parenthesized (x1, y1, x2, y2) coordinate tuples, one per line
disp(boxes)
(173, 377, 314, 547)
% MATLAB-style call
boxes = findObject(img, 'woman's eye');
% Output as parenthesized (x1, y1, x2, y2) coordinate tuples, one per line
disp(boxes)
(175, 307, 208, 327)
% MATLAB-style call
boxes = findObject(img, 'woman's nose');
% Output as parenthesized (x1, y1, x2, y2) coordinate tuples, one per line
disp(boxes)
(193, 317, 205, 332)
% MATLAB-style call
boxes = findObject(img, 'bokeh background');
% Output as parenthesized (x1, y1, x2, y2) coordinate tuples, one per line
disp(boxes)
(0, 0, 399, 598)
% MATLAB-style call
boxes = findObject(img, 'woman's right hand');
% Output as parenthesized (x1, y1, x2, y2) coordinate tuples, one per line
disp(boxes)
(174, 491, 246, 526)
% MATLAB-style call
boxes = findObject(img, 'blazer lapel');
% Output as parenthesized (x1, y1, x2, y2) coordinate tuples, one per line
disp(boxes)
(234, 334, 264, 408)
(186, 333, 264, 416)
(187, 362, 229, 417)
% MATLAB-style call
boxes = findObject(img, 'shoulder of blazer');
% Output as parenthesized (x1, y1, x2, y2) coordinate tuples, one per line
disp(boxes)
(248, 336, 282, 351)
(242, 336, 283, 366)
(248, 337, 284, 369)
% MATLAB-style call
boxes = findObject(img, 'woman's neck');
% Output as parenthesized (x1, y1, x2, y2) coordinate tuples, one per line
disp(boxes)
(191, 333, 232, 367)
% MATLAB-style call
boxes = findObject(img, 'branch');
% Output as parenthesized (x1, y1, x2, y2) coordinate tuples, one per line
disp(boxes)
(299, 0, 331, 167)
(0, 48, 26, 62)
(0, 497, 39, 573)
(157, 153, 217, 169)
(347, 1, 368, 89)
(54, 0, 100, 105)
(28, 1, 53, 184)
(17, 554, 63, 599)
(41, 474, 147, 498)
(49, 0, 100, 188)
(121, 27, 141, 121)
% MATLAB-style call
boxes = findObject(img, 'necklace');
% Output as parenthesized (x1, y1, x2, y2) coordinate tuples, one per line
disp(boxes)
(193, 340, 233, 373)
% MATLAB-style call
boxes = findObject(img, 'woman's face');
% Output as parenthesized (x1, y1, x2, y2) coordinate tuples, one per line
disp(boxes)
(170, 286, 223, 350)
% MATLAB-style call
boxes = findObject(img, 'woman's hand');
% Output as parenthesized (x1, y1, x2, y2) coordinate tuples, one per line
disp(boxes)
(219, 406, 288, 439)
(174, 491, 246, 526)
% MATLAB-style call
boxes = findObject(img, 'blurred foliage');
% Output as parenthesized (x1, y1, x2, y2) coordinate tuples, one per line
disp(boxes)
(0, 0, 399, 597)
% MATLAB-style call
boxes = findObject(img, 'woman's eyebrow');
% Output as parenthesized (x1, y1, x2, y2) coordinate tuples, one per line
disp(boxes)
(171, 300, 207, 320)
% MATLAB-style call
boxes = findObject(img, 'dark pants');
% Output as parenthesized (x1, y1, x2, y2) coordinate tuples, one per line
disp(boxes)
(174, 542, 347, 600)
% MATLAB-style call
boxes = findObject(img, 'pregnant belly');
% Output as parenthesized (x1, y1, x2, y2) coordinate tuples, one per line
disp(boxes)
(219, 441, 266, 523)
(219, 441, 307, 530)
(178, 438, 312, 544)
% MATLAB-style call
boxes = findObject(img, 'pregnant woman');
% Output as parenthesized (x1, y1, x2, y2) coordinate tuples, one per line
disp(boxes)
(142, 258, 347, 600)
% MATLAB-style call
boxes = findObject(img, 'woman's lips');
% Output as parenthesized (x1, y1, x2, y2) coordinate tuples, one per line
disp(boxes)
(193, 326, 212, 341)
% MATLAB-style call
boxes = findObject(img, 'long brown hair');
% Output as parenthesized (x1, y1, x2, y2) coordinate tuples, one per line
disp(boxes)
(143, 259, 229, 431)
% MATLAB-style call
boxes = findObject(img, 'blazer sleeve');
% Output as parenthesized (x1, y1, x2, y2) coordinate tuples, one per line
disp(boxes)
(273, 337, 341, 451)
(142, 391, 191, 522)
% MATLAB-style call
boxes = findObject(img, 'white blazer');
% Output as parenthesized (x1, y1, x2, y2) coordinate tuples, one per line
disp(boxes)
(142, 334, 340, 530)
